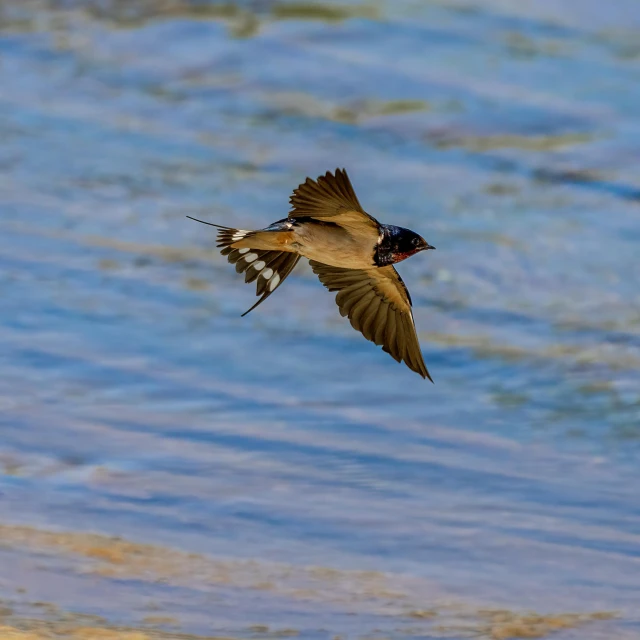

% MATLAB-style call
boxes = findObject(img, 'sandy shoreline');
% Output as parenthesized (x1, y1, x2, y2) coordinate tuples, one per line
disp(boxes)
(0, 523, 619, 639)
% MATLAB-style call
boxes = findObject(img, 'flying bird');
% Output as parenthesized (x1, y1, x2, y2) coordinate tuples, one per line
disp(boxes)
(188, 169, 435, 380)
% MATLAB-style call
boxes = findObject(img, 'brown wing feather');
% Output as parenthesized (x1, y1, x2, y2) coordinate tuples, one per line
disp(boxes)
(289, 168, 380, 232)
(310, 261, 432, 381)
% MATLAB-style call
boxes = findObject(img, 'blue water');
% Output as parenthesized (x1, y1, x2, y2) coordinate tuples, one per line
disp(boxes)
(0, 1, 639, 638)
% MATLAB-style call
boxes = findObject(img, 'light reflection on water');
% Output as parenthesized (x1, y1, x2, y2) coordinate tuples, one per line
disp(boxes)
(0, 1, 639, 638)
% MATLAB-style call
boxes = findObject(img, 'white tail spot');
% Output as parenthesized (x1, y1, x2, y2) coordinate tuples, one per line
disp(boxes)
(252, 260, 266, 271)
(238, 248, 250, 255)
(268, 273, 280, 291)
(232, 230, 248, 241)
(243, 253, 258, 263)
(261, 268, 273, 279)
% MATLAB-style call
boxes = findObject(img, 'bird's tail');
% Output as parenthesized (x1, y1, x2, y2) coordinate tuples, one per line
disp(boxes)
(187, 216, 301, 316)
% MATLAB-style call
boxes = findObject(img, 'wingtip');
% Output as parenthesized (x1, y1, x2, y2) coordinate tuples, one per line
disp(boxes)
(419, 365, 434, 383)
(424, 366, 434, 383)
(416, 369, 434, 383)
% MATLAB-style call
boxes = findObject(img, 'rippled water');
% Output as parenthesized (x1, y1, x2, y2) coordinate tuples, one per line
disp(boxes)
(1, 1, 639, 638)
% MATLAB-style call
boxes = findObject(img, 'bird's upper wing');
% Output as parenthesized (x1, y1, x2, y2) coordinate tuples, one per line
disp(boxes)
(289, 169, 380, 233)
(310, 260, 432, 380)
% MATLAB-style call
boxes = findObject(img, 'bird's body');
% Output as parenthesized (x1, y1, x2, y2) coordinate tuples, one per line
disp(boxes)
(235, 218, 376, 268)
(292, 220, 376, 269)
(188, 169, 435, 380)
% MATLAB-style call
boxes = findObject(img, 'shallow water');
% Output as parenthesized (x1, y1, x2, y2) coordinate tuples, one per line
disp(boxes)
(0, 1, 639, 638)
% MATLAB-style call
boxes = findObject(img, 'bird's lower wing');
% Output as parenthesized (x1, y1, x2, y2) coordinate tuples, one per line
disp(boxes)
(309, 261, 431, 381)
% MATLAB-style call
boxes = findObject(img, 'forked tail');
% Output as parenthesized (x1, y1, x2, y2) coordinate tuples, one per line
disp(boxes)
(187, 216, 301, 316)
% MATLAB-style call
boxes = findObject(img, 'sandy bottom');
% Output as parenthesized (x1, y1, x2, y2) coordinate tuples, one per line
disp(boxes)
(0, 523, 618, 640)
(0, 608, 619, 640)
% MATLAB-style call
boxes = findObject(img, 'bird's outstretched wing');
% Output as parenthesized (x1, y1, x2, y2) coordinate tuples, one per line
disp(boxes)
(289, 169, 380, 233)
(310, 261, 432, 380)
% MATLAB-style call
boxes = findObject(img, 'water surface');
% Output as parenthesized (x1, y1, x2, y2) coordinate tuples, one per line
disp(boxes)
(0, 1, 639, 638)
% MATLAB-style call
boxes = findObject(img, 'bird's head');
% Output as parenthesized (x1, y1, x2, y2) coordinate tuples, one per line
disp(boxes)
(375, 225, 435, 266)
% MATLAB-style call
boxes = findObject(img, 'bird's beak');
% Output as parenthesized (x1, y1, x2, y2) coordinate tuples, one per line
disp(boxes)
(424, 242, 435, 250)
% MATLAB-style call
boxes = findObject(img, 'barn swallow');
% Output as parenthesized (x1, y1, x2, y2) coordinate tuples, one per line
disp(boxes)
(187, 169, 435, 380)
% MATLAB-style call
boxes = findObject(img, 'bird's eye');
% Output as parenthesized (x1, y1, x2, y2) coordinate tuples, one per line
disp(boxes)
(412, 237, 420, 246)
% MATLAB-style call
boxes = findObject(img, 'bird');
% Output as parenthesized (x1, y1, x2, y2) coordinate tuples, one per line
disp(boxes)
(187, 169, 436, 380)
